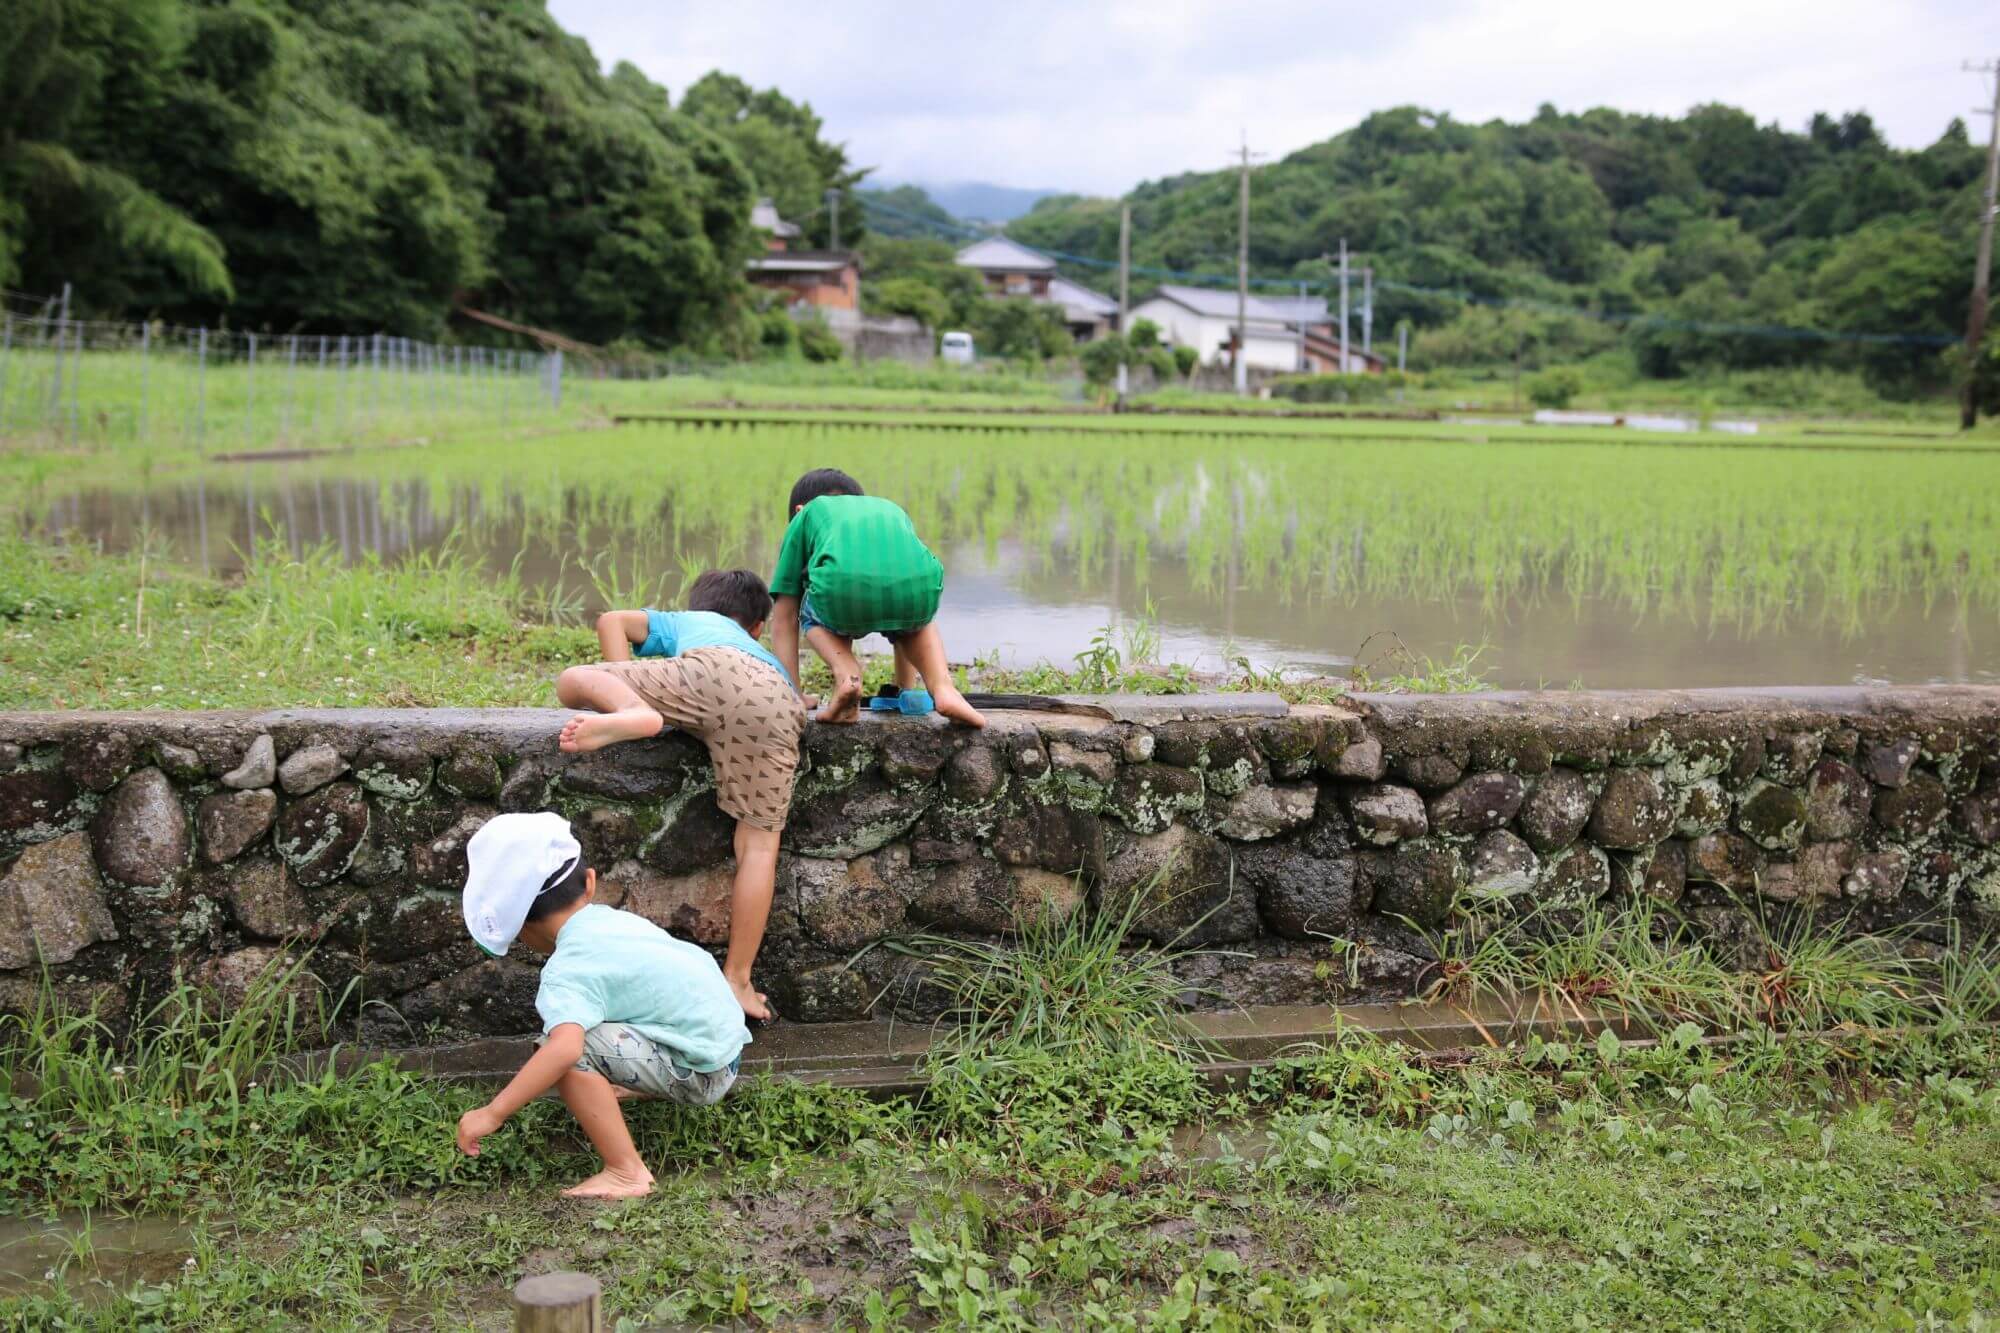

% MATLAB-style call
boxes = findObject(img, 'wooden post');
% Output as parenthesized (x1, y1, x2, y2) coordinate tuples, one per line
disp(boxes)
(514, 1271, 602, 1332)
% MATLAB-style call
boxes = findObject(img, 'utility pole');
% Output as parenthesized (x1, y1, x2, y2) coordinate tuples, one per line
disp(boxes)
(1236, 133, 1251, 396)
(1117, 203, 1131, 407)
(1362, 266, 1374, 359)
(1296, 280, 1308, 372)
(1962, 58, 2000, 430)
(826, 187, 841, 251)
(1338, 239, 1350, 376)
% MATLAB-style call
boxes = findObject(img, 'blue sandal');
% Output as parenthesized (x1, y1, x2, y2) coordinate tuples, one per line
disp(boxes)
(867, 686, 934, 716)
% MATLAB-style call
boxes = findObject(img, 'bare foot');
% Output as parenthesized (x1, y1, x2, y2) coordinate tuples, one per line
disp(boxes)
(933, 686, 987, 729)
(815, 674, 863, 724)
(729, 976, 774, 1022)
(610, 1087, 645, 1102)
(561, 1165, 654, 1199)
(558, 708, 661, 753)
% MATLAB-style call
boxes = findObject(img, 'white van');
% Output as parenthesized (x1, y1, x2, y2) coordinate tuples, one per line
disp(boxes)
(940, 331, 975, 365)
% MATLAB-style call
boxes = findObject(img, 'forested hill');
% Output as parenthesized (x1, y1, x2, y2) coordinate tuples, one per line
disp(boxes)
(1007, 105, 1990, 383)
(0, 0, 861, 351)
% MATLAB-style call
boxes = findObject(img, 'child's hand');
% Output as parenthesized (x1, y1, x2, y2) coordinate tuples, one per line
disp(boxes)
(456, 1105, 503, 1157)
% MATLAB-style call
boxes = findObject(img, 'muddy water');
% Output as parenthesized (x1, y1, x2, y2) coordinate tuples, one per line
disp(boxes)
(21, 467, 1997, 691)
(0, 1212, 194, 1302)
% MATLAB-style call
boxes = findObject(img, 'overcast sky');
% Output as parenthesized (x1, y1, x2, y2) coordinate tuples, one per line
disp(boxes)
(548, 0, 1997, 195)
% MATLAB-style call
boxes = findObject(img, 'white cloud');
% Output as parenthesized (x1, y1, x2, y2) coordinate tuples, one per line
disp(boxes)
(549, 0, 1996, 194)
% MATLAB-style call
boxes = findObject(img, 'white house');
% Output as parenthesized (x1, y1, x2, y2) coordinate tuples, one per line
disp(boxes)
(1127, 284, 1305, 372)
(1128, 284, 1381, 374)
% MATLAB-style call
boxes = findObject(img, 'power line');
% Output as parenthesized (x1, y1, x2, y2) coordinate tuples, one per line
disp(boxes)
(855, 193, 1960, 350)
(1961, 57, 1999, 427)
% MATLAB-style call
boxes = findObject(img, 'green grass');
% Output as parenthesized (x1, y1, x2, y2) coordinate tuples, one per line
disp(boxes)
(3, 954, 1997, 1329)
(0, 342, 1066, 460)
(0, 531, 586, 711)
(0, 341, 566, 455)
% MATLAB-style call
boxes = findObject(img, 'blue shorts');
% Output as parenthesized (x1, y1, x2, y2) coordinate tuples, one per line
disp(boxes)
(800, 595, 923, 645)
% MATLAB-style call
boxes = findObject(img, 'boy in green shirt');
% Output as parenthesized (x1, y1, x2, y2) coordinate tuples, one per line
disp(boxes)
(456, 812, 750, 1199)
(769, 468, 985, 728)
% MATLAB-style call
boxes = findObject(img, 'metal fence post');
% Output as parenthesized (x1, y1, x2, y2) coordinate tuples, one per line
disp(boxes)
(548, 349, 563, 409)
(138, 319, 150, 443)
(48, 282, 70, 436)
(245, 331, 258, 448)
(67, 317, 82, 443)
(312, 334, 326, 440)
(283, 333, 298, 442)
(196, 326, 208, 450)
(0, 312, 13, 433)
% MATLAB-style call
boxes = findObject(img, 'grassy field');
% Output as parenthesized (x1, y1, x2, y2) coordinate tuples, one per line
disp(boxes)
(2, 906, 1996, 1329)
(0, 344, 1068, 457)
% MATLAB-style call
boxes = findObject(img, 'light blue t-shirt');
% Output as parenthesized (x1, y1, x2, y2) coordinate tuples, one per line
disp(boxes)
(535, 904, 751, 1072)
(639, 609, 792, 686)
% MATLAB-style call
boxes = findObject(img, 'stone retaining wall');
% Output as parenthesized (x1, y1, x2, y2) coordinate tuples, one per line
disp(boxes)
(3, 689, 1996, 1039)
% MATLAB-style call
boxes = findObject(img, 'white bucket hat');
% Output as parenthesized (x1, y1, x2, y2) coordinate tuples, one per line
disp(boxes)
(462, 811, 582, 957)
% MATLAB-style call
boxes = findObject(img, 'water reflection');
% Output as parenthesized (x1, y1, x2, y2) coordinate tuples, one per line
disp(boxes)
(20, 467, 1995, 690)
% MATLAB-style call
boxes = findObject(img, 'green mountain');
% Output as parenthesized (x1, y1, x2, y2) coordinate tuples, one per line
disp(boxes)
(915, 181, 1059, 223)
(857, 185, 966, 239)
(1007, 105, 1989, 387)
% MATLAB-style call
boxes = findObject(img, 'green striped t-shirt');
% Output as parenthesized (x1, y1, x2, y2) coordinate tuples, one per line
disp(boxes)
(770, 495, 943, 635)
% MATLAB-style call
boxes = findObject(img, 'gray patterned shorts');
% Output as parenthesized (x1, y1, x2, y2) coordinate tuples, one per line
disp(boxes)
(569, 1022, 740, 1106)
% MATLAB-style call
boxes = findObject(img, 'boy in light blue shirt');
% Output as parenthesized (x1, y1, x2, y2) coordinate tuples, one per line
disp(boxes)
(456, 812, 751, 1199)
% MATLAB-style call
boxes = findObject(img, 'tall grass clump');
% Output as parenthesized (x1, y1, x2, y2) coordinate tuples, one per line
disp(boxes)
(1509, 899, 1742, 1030)
(1933, 926, 2000, 1029)
(896, 879, 1217, 1141)
(0, 959, 600, 1211)
(1408, 898, 1980, 1039)
(3, 953, 334, 1120)
(903, 883, 1206, 1063)
(1743, 912, 1928, 1032)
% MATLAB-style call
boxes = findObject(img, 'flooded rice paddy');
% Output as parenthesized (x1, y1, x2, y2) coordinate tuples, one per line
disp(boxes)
(19, 417, 2000, 689)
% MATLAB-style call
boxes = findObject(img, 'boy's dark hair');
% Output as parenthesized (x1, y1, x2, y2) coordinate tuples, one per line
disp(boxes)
(688, 568, 773, 631)
(788, 468, 863, 516)
(524, 856, 590, 924)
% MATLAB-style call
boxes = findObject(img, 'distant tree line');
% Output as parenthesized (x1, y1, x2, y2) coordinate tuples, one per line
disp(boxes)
(0, 0, 861, 353)
(1004, 104, 1991, 393)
